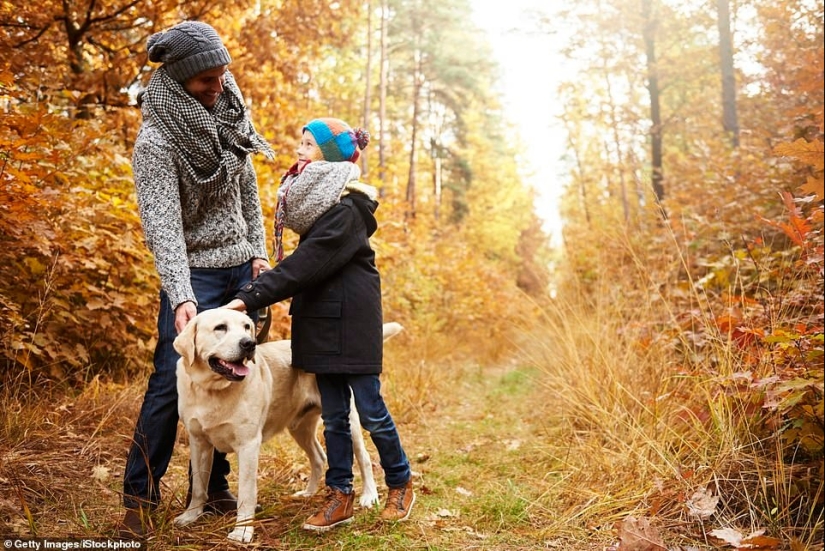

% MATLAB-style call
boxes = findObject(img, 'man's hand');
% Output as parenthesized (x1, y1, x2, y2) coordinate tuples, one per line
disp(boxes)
(174, 301, 197, 334)
(252, 257, 271, 279)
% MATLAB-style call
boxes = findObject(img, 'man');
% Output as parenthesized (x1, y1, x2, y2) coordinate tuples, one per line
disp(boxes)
(119, 20, 272, 537)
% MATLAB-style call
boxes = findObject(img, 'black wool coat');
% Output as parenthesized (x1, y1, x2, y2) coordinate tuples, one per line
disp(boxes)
(235, 192, 383, 374)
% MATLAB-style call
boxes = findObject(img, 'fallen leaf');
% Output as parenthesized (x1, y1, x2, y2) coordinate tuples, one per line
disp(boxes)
(617, 516, 667, 551)
(739, 533, 782, 549)
(91, 465, 110, 482)
(686, 487, 719, 519)
(710, 527, 780, 549)
(711, 527, 748, 546)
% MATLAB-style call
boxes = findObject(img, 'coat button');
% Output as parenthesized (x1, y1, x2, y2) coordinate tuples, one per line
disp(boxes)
(243, 283, 253, 291)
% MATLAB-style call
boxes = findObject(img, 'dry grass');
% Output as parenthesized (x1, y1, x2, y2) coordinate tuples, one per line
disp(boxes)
(0, 330, 610, 550)
(1, 257, 822, 549)
(505, 225, 824, 551)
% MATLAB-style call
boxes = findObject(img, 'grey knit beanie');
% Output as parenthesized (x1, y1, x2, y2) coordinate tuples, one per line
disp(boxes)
(147, 21, 231, 83)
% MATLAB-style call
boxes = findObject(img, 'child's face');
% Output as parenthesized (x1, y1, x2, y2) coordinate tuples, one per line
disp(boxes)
(296, 130, 323, 169)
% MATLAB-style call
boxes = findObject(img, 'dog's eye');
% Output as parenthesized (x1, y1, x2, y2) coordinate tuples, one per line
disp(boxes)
(244, 323, 252, 331)
(215, 324, 227, 332)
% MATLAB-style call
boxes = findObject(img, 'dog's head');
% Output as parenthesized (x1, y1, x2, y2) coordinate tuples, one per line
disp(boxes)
(174, 309, 257, 385)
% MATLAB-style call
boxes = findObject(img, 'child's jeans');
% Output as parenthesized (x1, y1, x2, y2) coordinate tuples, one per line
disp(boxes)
(315, 373, 411, 493)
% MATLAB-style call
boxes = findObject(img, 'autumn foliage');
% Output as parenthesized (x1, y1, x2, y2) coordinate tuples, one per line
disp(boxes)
(0, 0, 547, 383)
(1, 0, 822, 547)
(544, 0, 823, 545)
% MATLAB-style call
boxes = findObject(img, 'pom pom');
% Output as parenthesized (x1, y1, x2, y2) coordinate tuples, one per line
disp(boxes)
(354, 128, 371, 150)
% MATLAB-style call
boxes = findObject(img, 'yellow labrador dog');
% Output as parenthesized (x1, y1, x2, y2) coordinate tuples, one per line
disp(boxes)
(172, 308, 402, 542)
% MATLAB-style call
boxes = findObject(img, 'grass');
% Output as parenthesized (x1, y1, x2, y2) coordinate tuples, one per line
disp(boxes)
(1, 248, 822, 549)
(0, 346, 597, 550)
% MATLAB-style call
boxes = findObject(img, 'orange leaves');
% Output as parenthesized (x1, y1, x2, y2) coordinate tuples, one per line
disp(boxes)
(773, 138, 825, 172)
(799, 176, 824, 201)
(774, 138, 825, 201)
(0, 67, 13, 88)
(757, 191, 812, 248)
(0, 75, 157, 379)
(714, 311, 764, 350)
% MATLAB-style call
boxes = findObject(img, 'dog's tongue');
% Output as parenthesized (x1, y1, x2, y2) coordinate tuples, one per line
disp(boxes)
(231, 362, 250, 377)
(219, 359, 249, 377)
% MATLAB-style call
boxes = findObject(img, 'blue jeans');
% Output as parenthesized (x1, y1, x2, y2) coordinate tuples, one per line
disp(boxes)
(123, 262, 256, 509)
(315, 373, 411, 493)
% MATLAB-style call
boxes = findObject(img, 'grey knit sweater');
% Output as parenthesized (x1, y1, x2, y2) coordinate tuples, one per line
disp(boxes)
(132, 111, 269, 309)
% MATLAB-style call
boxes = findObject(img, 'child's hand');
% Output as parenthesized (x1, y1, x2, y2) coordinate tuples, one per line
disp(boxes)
(222, 299, 247, 312)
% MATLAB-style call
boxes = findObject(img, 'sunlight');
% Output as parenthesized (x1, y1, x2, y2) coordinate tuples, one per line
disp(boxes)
(470, 1, 570, 246)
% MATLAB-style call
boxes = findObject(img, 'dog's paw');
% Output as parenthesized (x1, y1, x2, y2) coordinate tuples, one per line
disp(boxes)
(291, 489, 314, 499)
(228, 526, 254, 543)
(174, 508, 203, 526)
(359, 489, 380, 508)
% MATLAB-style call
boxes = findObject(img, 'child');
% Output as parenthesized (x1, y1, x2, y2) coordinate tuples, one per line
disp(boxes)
(224, 118, 415, 531)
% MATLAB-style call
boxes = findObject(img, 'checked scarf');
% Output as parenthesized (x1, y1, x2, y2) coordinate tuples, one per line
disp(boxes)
(140, 68, 273, 197)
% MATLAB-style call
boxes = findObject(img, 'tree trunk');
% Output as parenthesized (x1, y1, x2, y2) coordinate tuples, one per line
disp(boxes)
(561, 114, 591, 228)
(405, 32, 422, 220)
(378, 0, 389, 192)
(361, 0, 373, 176)
(597, 0, 630, 224)
(716, 0, 740, 148)
(433, 149, 442, 222)
(642, 0, 667, 219)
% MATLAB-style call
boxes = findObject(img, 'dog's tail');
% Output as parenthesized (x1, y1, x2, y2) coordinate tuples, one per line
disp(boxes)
(382, 322, 404, 341)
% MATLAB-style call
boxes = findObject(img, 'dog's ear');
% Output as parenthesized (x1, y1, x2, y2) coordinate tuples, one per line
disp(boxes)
(173, 316, 198, 367)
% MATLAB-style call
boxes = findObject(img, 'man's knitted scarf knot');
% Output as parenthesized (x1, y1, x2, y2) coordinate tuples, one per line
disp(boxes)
(140, 68, 274, 196)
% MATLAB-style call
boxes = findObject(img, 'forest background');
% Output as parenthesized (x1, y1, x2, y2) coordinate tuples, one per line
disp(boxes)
(0, 0, 822, 549)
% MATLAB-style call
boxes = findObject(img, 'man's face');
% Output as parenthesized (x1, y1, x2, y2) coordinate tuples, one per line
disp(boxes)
(183, 65, 228, 109)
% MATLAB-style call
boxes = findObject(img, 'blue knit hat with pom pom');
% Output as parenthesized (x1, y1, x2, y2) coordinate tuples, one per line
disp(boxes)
(303, 118, 370, 162)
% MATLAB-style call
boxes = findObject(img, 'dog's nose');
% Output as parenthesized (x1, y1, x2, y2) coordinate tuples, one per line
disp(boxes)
(240, 336, 256, 353)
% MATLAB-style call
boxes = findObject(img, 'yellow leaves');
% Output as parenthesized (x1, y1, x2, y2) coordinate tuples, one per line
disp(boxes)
(22, 257, 47, 277)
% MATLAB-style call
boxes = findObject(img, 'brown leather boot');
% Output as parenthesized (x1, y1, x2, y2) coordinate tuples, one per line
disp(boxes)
(302, 487, 354, 531)
(117, 507, 152, 539)
(184, 488, 263, 515)
(204, 489, 240, 515)
(380, 479, 415, 522)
